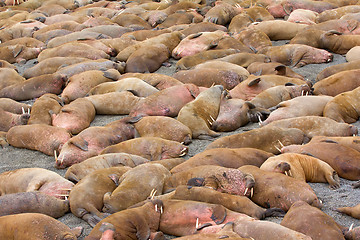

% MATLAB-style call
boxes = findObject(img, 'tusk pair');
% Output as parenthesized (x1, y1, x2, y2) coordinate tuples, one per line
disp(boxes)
(149, 189, 157, 199)
(274, 145, 281, 153)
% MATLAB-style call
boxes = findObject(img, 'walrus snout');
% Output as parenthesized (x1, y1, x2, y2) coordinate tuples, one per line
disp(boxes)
(350, 126, 358, 136)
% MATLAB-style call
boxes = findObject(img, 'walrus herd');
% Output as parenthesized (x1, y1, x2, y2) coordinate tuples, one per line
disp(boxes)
(1, 0, 360, 239)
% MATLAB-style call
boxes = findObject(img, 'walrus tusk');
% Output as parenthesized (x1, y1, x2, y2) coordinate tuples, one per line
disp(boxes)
(179, 147, 187, 157)
(59, 188, 72, 191)
(155, 204, 158, 212)
(301, 90, 304, 96)
(55, 194, 70, 197)
(22, 107, 25, 114)
(207, 119, 213, 126)
(349, 223, 354, 231)
(60, 155, 64, 165)
(285, 171, 288, 176)
(160, 206, 163, 214)
(244, 187, 249, 196)
(288, 170, 293, 177)
(258, 115, 263, 124)
(196, 218, 199, 229)
(54, 150, 58, 164)
(277, 140, 284, 148)
(251, 188, 253, 198)
(149, 189, 157, 199)
(210, 115, 215, 122)
(274, 145, 281, 153)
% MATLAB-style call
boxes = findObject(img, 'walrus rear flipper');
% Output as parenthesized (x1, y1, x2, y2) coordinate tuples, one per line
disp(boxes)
(263, 208, 286, 218)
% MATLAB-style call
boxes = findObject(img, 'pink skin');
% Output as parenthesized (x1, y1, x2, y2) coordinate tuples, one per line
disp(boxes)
(39, 181, 74, 200)
(129, 84, 200, 118)
(172, 32, 228, 59)
(0, 108, 29, 132)
(55, 118, 138, 168)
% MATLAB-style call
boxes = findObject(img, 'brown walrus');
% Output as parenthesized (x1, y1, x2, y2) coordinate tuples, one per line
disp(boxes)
(238, 165, 323, 211)
(337, 203, 360, 219)
(0, 213, 82, 240)
(281, 201, 346, 240)
(177, 85, 224, 139)
(260, 153, 340, 189)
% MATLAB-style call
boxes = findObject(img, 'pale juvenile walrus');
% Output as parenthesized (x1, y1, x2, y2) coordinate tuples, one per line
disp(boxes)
(260, 153, 340, 189)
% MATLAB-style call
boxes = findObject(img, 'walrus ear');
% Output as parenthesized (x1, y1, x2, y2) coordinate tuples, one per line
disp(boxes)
(69, 137, 89, 151)
(248, 78, 261, 87)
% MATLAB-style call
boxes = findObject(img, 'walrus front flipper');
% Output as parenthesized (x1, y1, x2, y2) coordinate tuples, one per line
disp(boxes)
(263, 208, 286, 218)
(352, 180, 360, 189)
(69, 136, 89, 151)
(83, 213, 103, 228)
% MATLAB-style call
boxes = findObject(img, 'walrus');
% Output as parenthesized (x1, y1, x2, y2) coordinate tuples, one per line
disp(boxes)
(65, 153, 149, 183)
(281, 201, 346, 240)
(0, 213, 81, 240)
(0, 98, 31, 114)
(346, 46, 360, 62)
(102, 163, 170, 213)
(0, 191, 69, 218)
(309, 136, 360, 152)
(260, 153, 340, 189)
(265, 116, 358, 139)
(112, 12, 152, 30)
(0, 168, 74, 200)
(261, 95, 333, 125)
(175, 49, 240, 70)
(204, 2, 241, 25)
(173, 68, 245, 89)
(61, 69, 121, 104)
(55, 116, 140, 169)
(51, 98, 96, 135)
(0, 68, 25, 90)
(6, 124, 71, 156)
(87, 77, 159, 98)
(217, 52, 271, 68)
(337, 203, 360, 219)
(313, 69, 360, 96)
(320, 30, 360, 54)
(100, 137, 188, 161)
(0, 107, 30, 132)
(281, 141, 360, 180)
(27, 93, 63, 125)
(251, 20, 308, 40)
(257, 44, 333, 68)
(323, 86, 360, 123)
(85, 91, 142, 115)
(316, 59, 360, 81)
(164, 165, 255, 198)
(206, 125, 305, 154)
(249, 84, 311, 109)
(86, 199, 163, 240)
(134, 116, 192, 144)
(229, 75, 308, 100)
(22, 57, 89, 79)
(69, 166, 131, 226)
(0, 44, 41, 64)
(0, 73, 67, 101)
(238, 165, 323, 211)
(171, 148, 273, 174)
(233, 27, 272, 52)
(247, 62, 305, 80)
(287, 9, 318, 25)
(118, 72, 183, 90)
(177, 85, 224, 139)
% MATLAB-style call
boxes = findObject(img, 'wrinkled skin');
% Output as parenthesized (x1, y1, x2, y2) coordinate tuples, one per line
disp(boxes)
(56, 117, 140, 169)
(100, 137, 188, 161)
(6, 124, 71, 156)
(0, 192, 69, 218)
(102, 163, 170, 213)
(0, 213, 80, 240)
(281, 201, 346, 240)
(129, 84, 200, 117)
(164, 165, 255, 198)
(0, 168, 74, 200)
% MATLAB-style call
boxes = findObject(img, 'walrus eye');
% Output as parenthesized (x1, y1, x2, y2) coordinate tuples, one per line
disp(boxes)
(223, 172, 227, 178)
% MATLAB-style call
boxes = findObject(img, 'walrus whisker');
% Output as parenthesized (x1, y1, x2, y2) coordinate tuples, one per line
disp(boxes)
(349, 223, 354, 231)
(274, 146, 281, 153)
(277, 140, 284, 148)
(196, 218, 199, 229)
